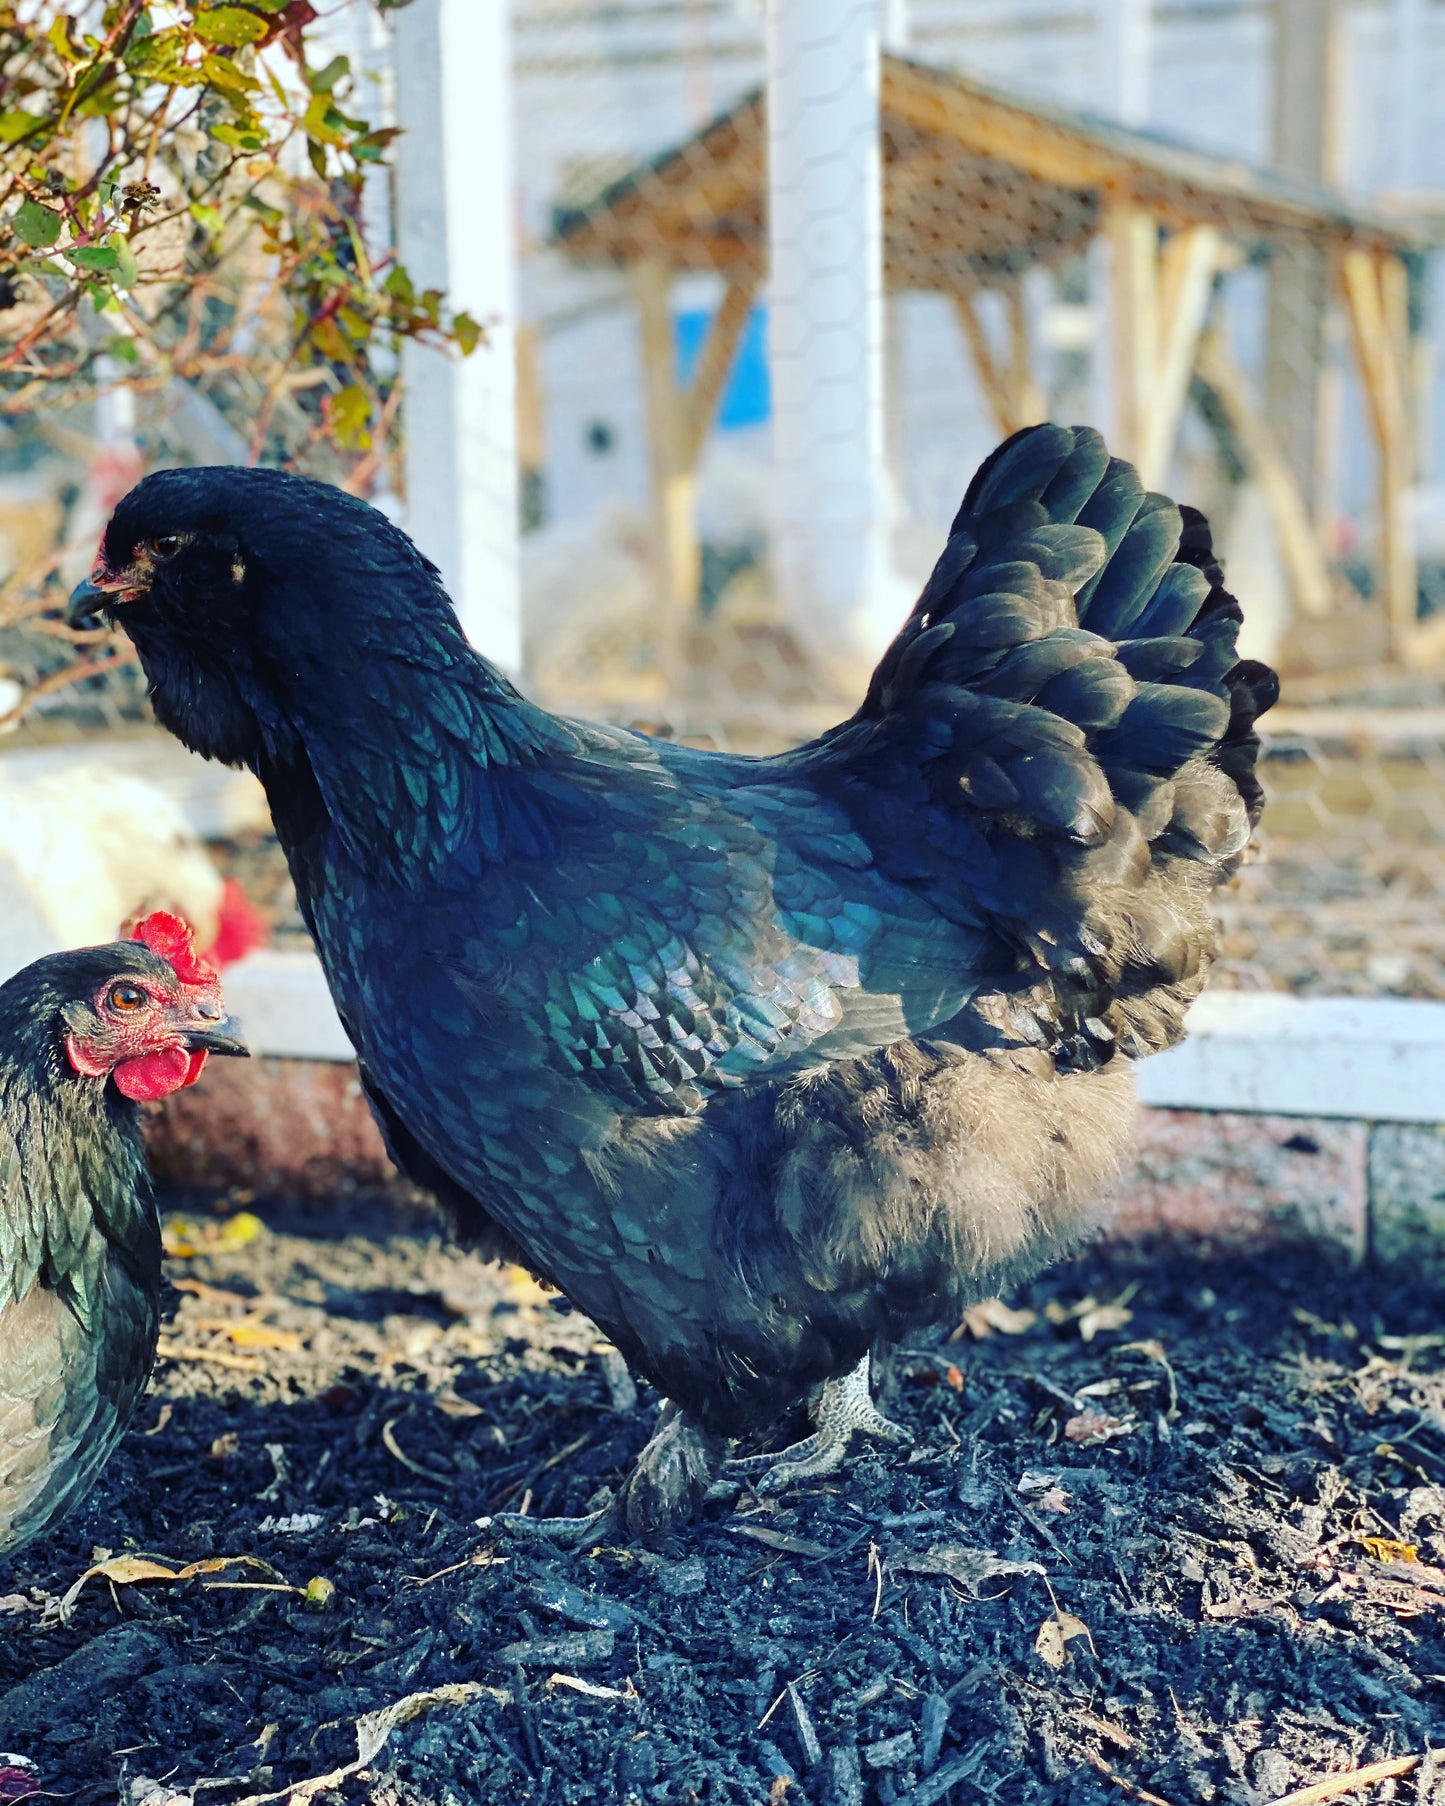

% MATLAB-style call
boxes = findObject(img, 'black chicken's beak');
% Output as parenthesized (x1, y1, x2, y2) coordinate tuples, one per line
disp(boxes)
(66, 577, 109, 629)
(182, 1012, 249, 1058)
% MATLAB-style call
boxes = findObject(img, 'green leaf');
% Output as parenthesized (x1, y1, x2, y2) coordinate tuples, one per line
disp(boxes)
(308, 55, 349, 95)
(106, 232, 139, 289)
(329, 383, 371, 449)
(201, 52, 260, 96)
(189, 202, 226, 236)
(13, 199, 61, 248)
(47, 16, 82, 62)
(302, 93, 350, 146)
(69, 244, 120, 272)
(192, 7, 270, 46)
(107, 334, 141, 365)
(209, 121, 268, 150)
(0, 111, 41, 145)
(452, 312, 484, 356)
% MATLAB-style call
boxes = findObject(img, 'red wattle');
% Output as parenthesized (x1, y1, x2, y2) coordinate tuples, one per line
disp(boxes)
(113, 1045, 196, 1102)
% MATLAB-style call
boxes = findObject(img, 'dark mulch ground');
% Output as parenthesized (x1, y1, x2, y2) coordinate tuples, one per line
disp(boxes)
(2, 1198, 1444, 1806)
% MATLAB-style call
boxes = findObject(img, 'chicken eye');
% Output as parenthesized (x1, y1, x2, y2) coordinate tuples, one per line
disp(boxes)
(108, 982, 146, 1013)
(149, 535, 183, 561)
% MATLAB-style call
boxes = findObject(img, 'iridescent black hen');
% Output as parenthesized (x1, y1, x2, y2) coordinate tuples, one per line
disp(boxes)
(76, 425, 1276, 1531)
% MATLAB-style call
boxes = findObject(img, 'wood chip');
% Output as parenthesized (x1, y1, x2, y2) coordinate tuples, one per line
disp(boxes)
(1264, 1752, 1429, 1806)
(787, 1683, 822, 1768)
(729, 1524, 833, 1559)
(1082, 1750, 1178, 1806)
(382, 1419, 452, 1483)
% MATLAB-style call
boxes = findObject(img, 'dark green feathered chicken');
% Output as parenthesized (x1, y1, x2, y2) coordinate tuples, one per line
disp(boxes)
(71, 425, 1275, 1535)
(0, 915, 245, 1555)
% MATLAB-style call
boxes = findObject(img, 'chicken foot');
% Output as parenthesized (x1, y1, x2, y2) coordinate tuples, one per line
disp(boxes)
(484, 1399, 720, 1546)
(725, 1353, 913, 1495)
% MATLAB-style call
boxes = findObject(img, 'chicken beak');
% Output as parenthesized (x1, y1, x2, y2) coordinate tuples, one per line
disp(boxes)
(66, 577, 110, 629)
(181, 1011, 249, 1058)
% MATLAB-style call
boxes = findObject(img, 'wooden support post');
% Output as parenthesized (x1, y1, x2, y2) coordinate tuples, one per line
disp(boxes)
(681, 273, 759, 470)
(1106, 203, 1159, 468)
(1004, 281, 1043, 429)
(632, 261, 699, 683)
(631, 264, 761, 674)
(951, 285, 1039, 440)
(1194, 331, 1334, 620)
(1139, 224, 1221, 489)
(1339, 248, 1419, 662)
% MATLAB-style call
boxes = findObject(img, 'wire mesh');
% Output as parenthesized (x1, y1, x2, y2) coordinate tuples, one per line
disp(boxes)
(514, 0, 1445, 1002)
(0, 0, 1442, 1001)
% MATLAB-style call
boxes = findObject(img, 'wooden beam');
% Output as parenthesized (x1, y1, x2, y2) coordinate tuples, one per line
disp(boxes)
(1194, 331, 1334, 620)
(1004, 280, 1044, 428)
(1339, 248, 1418, 661)
(950, 289, 1026, 440)
(680, 273, 758, 469)
(1138, 224, 1220, 488)
(1107, 203, 1158, 467)
(630, 260, 699, 666)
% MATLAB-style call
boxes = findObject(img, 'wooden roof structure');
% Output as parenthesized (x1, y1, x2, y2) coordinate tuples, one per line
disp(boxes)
(554, 56, 1433, 667)
(556, 56, 1416, 284)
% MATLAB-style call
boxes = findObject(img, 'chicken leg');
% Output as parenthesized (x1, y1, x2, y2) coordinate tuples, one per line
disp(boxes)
(485, 1399, 720, 1547)
(726, 1354, 913, 1495)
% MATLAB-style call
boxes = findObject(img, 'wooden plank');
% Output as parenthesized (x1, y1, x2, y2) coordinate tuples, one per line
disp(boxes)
(1194, 331, 1334, 618)
(951, 290, 1016, 439)
(1339, 249, 1418, 658)
(1004, 280, 1043, 428)
(630, 261, 699, 661)
(680, 274, 759, 470)
(1107, 204, 1158, 467)
(1139, 224, 1220, 487)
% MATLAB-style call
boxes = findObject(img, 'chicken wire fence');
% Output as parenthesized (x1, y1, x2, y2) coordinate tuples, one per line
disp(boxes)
(514, 0, 1445, 1004)
(1, 0, 1443, 1002)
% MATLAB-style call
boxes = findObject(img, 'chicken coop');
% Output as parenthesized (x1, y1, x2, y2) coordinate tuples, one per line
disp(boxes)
(2, 2, 1445, 1087)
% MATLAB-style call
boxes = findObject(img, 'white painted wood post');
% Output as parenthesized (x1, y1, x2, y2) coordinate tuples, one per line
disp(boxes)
(1097, 0, 1153, 127)
(765, 0, 910, 666)
(391, 0, 521, 674)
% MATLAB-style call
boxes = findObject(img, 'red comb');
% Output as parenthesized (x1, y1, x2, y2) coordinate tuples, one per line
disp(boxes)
(130, 911, 217, 985)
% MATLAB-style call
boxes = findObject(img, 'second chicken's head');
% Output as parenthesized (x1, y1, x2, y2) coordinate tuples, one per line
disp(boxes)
(60, 912, 248, 1102)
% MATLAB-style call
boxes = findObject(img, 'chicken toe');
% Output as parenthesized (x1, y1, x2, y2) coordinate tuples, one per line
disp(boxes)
(487, 1400, 720, 1545)
(727, 1354, 913, 1495)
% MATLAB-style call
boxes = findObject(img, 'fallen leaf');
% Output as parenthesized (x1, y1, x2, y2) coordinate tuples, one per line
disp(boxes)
(546, 1673, 635, 1701)
(944, 1365, 965, 1391)
(1017, 1472, 1072, 1514)
(1078, 1304, 1134, 1343)
(952, 1299, 1039, 1340)
(1361, 1536, 1419, 1565)
(61, 1553, 289, 1616)
(227, 1324, 304, 1352)
(224, 1683, 486, 1806)
(433, 1388, 486, 1419)
(897, 1544, 1045, 1599)
(1035, 1610, 1093, 1668)
(1064, 1410, 1136, 1446)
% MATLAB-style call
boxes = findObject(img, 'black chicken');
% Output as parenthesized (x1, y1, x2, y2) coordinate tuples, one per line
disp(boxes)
(70, 425, 1275, 1534)
(0, 914, 246, 1555)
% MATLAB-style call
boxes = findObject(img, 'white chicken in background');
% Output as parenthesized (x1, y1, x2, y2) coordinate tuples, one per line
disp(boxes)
(0, 764, 266, 984)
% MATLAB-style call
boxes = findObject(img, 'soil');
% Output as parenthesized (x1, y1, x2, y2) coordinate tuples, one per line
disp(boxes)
(0, 1200, 1443, 1806)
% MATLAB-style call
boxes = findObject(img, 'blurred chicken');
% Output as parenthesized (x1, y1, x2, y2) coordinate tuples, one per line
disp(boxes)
(0, 764, 267, 984)
(0, 914, 246, 1555)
